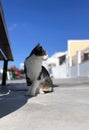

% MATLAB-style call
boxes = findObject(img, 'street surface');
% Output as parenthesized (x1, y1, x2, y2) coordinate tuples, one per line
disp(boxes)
(0, 78, 89, 130)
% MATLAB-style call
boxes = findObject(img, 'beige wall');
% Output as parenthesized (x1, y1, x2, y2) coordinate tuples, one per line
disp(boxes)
(68, 40, 89, 57)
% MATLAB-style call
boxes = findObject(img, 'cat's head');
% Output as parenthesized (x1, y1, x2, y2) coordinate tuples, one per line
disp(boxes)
(30, 43, 48, 59)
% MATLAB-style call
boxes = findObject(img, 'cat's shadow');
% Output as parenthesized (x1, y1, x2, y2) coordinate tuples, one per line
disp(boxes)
(0, 85, 28, 118)
(0, 82, 58, 118)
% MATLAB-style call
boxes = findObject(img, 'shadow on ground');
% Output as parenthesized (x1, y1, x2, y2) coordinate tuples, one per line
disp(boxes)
(0, 90, 28, 118)
(0, 79, 58, 118)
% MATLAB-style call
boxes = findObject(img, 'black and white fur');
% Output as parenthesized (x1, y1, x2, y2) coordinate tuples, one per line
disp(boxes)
(24, 44, 53, 97)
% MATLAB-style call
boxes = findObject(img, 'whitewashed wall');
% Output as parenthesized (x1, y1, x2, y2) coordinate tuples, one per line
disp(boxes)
(69, 60, 89, 77)
(52, 63, 67, 78)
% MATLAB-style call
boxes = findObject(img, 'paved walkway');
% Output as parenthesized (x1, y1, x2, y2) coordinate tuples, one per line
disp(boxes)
(0, 78, 89, 130)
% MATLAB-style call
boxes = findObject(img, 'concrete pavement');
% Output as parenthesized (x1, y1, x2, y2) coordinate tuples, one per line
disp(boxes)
(0, 78, 89, 130)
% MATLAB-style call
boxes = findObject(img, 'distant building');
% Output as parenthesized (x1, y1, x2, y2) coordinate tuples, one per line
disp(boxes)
(67, 40, 89, 77)
(43, 51, 67, 78)
(68, 40, 89, 65)
(20, 63, 24, 70)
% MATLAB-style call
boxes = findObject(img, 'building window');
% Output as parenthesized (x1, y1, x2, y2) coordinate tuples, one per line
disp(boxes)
(83, 53, 89, 61)
(59, 55, 66, 65)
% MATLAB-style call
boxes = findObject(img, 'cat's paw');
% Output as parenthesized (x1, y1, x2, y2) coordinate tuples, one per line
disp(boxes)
(39, 89, 45, 94)
(25, 92, 36, 97)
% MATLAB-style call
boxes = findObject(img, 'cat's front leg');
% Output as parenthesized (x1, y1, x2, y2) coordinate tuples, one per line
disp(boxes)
(25, 86, 32, 96)
(30, 80, 40, 96)
(25, 80, 40, 97)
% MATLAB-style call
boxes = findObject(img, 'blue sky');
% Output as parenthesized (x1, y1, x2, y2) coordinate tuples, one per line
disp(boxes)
(1, 0, 89, 68)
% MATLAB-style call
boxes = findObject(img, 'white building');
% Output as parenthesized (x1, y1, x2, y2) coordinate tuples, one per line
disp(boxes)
(67, 40, 89, 78)
(43, 51, 67, 79)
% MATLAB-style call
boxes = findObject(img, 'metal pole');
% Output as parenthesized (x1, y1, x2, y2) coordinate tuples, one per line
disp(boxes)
(1, 60, 8, 85)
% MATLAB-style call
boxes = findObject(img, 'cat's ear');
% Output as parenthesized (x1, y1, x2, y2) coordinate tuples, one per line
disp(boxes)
(36, 43, 41, 48)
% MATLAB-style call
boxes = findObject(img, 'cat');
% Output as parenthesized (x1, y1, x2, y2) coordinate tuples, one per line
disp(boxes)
(24, 43, 53, 97)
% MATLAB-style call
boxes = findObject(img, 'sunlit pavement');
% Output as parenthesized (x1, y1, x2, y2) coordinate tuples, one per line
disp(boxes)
(0, 78, 89, 130)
